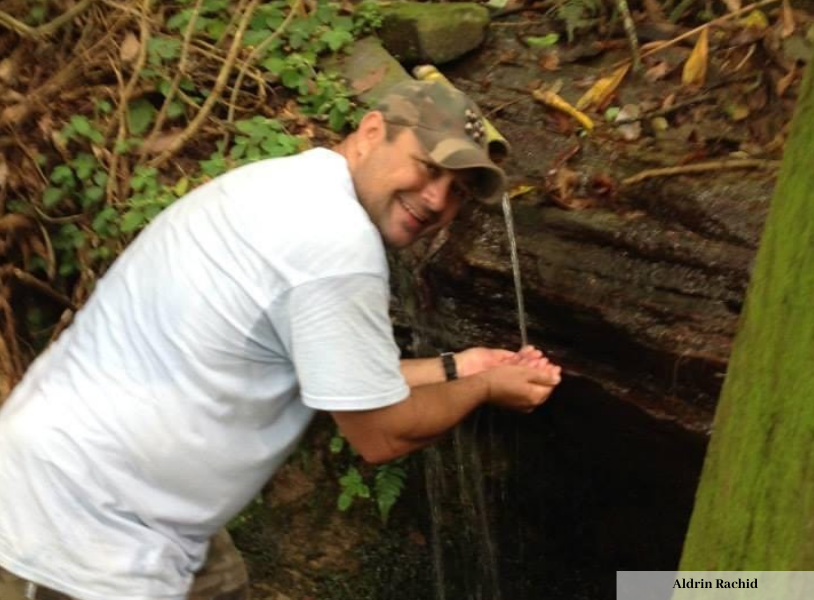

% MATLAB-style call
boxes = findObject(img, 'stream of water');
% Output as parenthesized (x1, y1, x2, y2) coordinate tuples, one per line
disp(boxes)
(501, 192, 528, 347)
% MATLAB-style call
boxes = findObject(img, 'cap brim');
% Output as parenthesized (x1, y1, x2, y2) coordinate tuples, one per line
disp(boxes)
(427, 140, 507, 204)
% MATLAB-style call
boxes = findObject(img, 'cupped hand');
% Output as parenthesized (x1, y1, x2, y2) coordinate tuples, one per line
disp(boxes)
(480, 362, 562, 414)
(456, 345, 561, 378)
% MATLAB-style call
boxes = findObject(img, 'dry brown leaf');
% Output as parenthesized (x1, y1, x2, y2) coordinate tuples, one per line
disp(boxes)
(721, 0, 742, 12)
(776, 64, 797, 96)
(539, 51, 560, 72)
(576, 64, 629, 111)
(644, 61, 670, 82)
(781, 0, 796, 38)
(140, 130, 183, 154)
(351, 66, 386, 94)
(682, 29, 709, 88)
(0, 104, 27, 126)
(0, 154, 7, 191)
(0, 214, 35, 234)
(120, 32, 140, 64)
(0, 58, 15, 84)
(662, 92, 676, 110)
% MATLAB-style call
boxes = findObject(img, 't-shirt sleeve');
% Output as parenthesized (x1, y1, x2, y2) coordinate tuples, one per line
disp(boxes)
(271, 273, 410, 411)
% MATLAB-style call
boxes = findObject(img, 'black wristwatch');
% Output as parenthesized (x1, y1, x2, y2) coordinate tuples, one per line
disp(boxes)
(440, 352, 458, 381)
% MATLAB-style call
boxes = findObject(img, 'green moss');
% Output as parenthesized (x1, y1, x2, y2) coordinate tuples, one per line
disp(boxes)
(680, 49, 814, 569)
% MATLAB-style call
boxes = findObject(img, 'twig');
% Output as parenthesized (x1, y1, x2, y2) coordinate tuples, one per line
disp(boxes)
(143, 0, 204, 150)
(621, 158, 780, 186)
(148, 0, 261, 169)
(5, 268, 76, 311)
(616, 0, 642, 72)
(0, 0, 97, 39)
(108, 0, 153, 203)
(225, 0, 304, 132)
(0, 11, 130, 129)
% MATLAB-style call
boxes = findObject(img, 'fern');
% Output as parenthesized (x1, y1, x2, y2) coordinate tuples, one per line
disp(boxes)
(375, 463, 407, 524)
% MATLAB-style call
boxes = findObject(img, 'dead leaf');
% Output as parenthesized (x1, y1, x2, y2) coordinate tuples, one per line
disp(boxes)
(140, 130, 183, 154)
(776, 64, 797, 96)
(351, 66, 386, 95)
(0, 154, 6, 190)
(644, 61, 670, 82)
(0, 214, 35, 234)
(662, 92, 676, 110)
(726, 103, 750, 121)
(545, 167, 593, 210)
(642, 0, 667, 22)
(120, 32, 140, 64)
(509, 184, 536, 199)
(740, 10, 769, 30)
(533, 88, 594, 130)
(576, 64, 629, 111)
(539, 51, 560, 72)
(781, 0, 796, 37)
(0, 104, 27, 126)
(0, 58, 15, 84)
(721, 0, 742, 12)
(682, 29, 709, 88)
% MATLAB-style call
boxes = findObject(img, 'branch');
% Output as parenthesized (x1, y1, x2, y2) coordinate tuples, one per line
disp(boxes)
(143, 0, 204, 148)
(0, 0, 98, 39)
(226, 0, 304, 130)
(148, 0, 261, 169)
(621, 159, 780, 187)
(107, 0, 152, 204)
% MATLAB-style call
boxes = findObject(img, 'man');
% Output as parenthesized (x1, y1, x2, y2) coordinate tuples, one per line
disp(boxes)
(0, 80, 561, 600)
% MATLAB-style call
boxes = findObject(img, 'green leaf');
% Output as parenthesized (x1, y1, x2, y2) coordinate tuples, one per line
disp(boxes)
(71, 153, 97, 181)
(329, 435, 345, 454)
(120, 209, 146, 233)
(43, 187, 65, 208)
(83, 186, 105, 206)
(50, 165, 75, 186)
(127, 99, 157, 136)
(92, 206, 118, 235)
(320, 28, 354, 52)
(70, 115, 93, 137)
(167, 100, 185, 120)
(261, 55, 286, 75)
(526, 33, 560, 47)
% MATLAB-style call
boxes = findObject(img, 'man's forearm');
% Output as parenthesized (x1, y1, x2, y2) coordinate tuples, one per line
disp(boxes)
(332, 375, 490, 463)
(400, 356, 449, 387)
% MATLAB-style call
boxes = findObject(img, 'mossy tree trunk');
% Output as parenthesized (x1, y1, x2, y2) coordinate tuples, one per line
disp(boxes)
(679, 53, 814, 569)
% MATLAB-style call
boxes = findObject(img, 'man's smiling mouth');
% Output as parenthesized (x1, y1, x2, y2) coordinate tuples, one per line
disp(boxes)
(398, 197, 428, 224)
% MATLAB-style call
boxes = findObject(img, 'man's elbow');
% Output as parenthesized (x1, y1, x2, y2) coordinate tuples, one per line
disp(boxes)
(352, 438, 409, 465)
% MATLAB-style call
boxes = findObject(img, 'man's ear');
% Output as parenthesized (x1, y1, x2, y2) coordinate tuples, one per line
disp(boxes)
(355, 110, 387, 156)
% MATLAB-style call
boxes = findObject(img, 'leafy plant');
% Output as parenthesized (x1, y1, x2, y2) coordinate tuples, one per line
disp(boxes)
(331, 431, 409, 523)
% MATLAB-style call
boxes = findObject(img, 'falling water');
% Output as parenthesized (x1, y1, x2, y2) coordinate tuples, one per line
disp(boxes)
(501, 192, 528, 347)
(392, 189, 531, 598)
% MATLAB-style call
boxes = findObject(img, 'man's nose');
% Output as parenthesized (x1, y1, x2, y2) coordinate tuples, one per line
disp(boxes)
(421, 172, 455, 211)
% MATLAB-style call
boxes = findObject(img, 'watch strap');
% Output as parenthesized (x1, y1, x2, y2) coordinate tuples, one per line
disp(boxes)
(440, 352, 458, 381)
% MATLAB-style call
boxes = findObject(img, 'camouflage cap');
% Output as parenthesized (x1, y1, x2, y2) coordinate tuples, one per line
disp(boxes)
(374, 80, 507, 204)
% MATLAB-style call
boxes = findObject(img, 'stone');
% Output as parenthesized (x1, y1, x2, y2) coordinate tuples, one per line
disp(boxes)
(377, 2, 491, 65)
(322, 36, 411, 105)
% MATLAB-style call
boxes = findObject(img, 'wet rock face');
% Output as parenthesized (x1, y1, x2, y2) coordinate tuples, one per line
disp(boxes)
(386, 15, 782, 594)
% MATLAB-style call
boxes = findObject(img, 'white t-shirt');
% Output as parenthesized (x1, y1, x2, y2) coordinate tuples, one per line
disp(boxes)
(0, 148, 409, 600)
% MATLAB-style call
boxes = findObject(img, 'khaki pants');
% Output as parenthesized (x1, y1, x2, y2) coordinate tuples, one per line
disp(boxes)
(0, 529, 249, 600)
